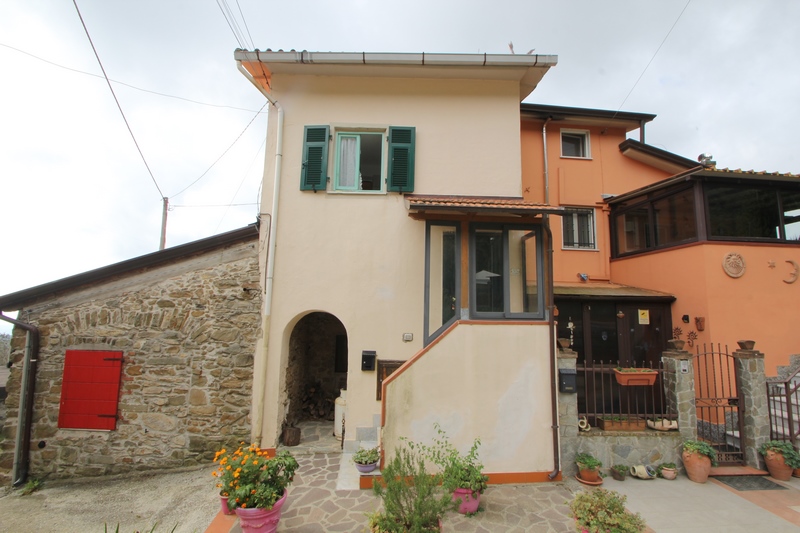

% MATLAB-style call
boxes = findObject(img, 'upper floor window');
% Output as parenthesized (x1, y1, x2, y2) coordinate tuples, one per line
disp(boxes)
(561, 129, 590, 159)
(706, 185, 800, 240)
(335, 132, 384, 191)
(563, 209, 596, 249)
(300, 125, 415, 193)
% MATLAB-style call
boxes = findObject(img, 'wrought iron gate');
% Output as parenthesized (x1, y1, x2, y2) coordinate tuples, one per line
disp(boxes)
(693, 344, 746, 465)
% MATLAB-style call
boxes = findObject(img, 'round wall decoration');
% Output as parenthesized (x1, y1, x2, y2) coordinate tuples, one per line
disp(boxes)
(722, 252, 746, 278)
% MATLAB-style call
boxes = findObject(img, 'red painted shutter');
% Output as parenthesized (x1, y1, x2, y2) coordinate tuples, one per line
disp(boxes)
(58, 350, 123, 430)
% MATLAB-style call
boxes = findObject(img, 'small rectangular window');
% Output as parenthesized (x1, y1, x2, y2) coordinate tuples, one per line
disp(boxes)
(58, 350, 123, 431)
(562, 209, 596, 249)
(334, 132, 384, 191)
(561, 130, 590, 158)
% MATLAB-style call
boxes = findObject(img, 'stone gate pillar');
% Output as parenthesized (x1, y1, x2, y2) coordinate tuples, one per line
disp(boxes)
(557, 339, 579, 476)
(661, 339, 697, 443)
(732, 340, 770, 469)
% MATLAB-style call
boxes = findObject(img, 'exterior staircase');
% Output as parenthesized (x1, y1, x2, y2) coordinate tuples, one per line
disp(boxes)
(766, 354, 800, 445)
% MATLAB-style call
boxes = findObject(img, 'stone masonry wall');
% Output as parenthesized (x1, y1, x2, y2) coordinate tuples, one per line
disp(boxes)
(0, 239, 260, 483)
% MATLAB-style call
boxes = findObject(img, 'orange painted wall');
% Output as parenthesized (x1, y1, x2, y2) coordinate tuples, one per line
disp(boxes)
(612, 243, 800, 375)
(520, 120, 672, 284)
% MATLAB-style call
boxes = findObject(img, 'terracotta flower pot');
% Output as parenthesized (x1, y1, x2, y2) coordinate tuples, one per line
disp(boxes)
(764, 450, 793, 481)
(578, 467, 601, 483)
(452, 488, 480, 514)
(661, 467, 677, 480)
(682, 451, 711, 483)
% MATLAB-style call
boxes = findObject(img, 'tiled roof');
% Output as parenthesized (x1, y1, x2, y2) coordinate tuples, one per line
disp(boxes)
(705, 167, 800, 179)
(405, 194, 564, 216)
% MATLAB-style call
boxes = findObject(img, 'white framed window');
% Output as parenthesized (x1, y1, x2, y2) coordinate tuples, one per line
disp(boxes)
(561, 129, 590, 159)
(334, 131, 386, 192)
(563, 208, 596, 249)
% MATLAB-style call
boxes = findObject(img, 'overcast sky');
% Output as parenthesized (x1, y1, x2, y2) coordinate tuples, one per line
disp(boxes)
(2, 0, 799, 334)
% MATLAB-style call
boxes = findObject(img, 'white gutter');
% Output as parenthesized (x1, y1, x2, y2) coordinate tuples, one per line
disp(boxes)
(237, 59, 284, 446)
(233, 50, 558, 68)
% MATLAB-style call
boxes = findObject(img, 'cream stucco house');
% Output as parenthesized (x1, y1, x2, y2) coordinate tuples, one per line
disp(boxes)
(234, 50, 567, 481)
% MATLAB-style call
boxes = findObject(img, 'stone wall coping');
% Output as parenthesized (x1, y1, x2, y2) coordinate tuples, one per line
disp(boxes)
(661, 350, 693, 360)
(732, 350, 764, 360)
(557, 350, 578, 359)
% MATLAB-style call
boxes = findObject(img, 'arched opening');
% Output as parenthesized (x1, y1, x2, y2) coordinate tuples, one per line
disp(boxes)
(283, 312, 347, 446)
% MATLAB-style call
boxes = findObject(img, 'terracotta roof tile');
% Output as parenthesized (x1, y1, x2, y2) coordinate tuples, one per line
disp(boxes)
(405, 194, 564, 216)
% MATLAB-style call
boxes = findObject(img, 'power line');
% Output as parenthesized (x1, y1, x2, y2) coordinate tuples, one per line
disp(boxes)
(216, 0, 248, 49)
(614, 0, 692, 116)
(169, 101, 268, 199)
(214, 136, 267, 233)
(172, 203, 259, 208)
(235, 0, 255, 50)
(0, 42, 264, 113)
(71, 0, 164, 199)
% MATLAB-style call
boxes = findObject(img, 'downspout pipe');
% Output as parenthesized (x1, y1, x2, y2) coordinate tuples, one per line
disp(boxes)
(541, 118, 561, 480)
(237, 59, 284, 446)
(0, 313, 39, 487)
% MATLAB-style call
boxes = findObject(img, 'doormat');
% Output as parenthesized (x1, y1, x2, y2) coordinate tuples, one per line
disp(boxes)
(714, 476, 788, 491)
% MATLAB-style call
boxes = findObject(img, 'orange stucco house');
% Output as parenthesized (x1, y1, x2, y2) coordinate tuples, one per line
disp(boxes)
(521, 103, 800, 376)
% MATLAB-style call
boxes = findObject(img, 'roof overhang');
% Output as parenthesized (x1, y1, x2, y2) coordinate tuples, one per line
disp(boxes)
(607, 166, 800, 205)
(0, 224, 260, 312)
(554, 282, 675, 301)
(405, 194, 564, 218)
(234, 50, 558, 101)
(520, 103, 656, 132)
(618, 139, 698, 174)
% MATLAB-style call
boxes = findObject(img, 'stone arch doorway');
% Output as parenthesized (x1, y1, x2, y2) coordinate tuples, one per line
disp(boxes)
(283, 312, 348, 443)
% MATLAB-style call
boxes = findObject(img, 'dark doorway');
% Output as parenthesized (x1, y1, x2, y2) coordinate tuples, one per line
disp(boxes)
(284, 313, 348, 437)
(556, 298, 671, 419)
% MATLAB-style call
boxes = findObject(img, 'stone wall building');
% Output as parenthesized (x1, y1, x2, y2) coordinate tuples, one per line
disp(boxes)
(0, 224, 260, 483)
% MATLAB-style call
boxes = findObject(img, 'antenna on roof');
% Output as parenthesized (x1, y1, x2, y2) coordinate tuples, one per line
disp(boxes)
(698, 153, 716, 168)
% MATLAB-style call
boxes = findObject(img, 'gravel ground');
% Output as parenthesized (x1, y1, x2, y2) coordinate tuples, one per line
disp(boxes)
(0, 466, 218, 533)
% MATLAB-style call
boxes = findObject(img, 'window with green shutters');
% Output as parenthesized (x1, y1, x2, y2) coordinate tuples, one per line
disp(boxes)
(301, 125, 329, 191)
(300, 125, 415, 193)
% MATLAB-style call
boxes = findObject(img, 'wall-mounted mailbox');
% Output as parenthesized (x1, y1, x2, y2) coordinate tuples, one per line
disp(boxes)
(361, 350, 376, 371)
(559, 368, 577, 393)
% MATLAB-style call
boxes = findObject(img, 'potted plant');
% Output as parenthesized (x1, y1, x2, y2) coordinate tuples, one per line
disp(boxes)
(681, 440, 717, 483)
(213, 443, 299, 533)
(758, 440, 800, 481)
(369, 445, 450, 532)
(575, 452, 603, 483)
(568, 488, 647, 533)
(411, 424, 488, 515)
(354, 446, 381, 473)
(610, 464, 628, 481)
(597, 415, 646, 431)
(614, 367, 658, 386)
(656, 462, 677, 480)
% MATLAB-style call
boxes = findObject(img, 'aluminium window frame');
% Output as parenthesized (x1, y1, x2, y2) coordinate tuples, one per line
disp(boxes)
(560, 128, 591, 159)
(469, 223, 545, 320)
(424, 221, 461, 345)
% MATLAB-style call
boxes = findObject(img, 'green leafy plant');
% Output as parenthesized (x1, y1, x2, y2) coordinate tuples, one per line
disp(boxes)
(612, 465, 628, 475)
(354, 446, 381, 465)
(369, 445, 450, 533)
(575, 452, 602, 470)
(568, 488, 646, 533)
(405, 424, 488, 496)
(213, 443, 298, 510)
(655, 462, 677, 477)
(758, 440, 800, 468)
(681, 440, 718, 466)
(20, 478, 41, 495)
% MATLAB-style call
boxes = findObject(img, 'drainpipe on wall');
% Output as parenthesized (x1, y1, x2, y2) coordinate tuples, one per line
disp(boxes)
(237, 58, 285, 446)
(0, 313, 39, 487)
(541, 118, 561, 480)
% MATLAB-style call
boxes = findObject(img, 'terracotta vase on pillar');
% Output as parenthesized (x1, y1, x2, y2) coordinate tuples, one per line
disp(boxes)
(682, 451, 711, 483)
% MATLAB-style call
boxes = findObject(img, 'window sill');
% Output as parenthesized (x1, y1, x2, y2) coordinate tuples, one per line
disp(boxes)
(561, 246, 599, 252)
(326, 190, 388, 196)
(560, 156, 592, 160)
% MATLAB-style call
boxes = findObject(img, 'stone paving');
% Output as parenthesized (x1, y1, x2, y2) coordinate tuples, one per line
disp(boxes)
(228, 425, 581, 533)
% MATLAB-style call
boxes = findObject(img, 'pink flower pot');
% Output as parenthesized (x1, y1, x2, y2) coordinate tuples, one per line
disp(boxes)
(219, 494, 234, 515)
(234, 491, 287, 533)
(452, 488, 480, 514)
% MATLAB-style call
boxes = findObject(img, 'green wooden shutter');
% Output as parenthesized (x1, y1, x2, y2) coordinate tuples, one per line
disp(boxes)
(301, 126, 329, 191)
(388, 126, 415, 192)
